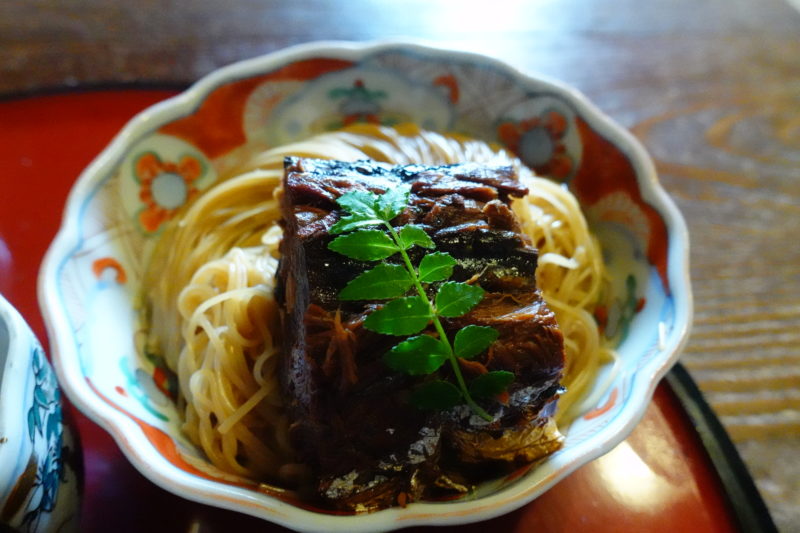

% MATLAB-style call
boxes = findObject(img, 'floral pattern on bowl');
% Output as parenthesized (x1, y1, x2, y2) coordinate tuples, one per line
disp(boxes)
(39, 42, 692, 532)
(0, 295, 81, 533)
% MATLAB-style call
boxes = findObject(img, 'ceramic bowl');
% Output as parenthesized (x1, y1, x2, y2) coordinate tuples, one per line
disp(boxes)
(39, 41, 692, 532)
(0, 295, 81, 532)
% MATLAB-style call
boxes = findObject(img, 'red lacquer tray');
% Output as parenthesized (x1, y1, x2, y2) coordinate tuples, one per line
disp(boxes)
(0, 89, 775, 533)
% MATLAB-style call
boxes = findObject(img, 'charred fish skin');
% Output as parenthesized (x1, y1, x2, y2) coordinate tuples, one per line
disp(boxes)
(277, 157, 565, 510)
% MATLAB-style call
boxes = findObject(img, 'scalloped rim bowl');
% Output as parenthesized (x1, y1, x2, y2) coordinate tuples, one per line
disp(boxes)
(39, 41, 692, 532)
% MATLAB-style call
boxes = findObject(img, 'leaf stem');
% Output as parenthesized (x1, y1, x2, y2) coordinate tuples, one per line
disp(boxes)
(385, 223, 493, 422)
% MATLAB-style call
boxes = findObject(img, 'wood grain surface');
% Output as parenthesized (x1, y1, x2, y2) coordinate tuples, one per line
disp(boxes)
(2, 0, 798, 529)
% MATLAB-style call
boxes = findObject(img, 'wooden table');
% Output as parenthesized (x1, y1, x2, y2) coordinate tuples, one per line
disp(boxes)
(1, 0, 798, 530)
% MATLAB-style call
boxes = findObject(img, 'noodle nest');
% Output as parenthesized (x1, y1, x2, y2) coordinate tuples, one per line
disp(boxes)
(144, 123, 615, 482)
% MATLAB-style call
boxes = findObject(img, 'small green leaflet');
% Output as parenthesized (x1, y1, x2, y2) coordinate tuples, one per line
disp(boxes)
(454, 325, 499, 359)
(418, 252, 456, 283)
(468, 371, 515, 400)
(328, 229, 398, 261)
(376, 184, 411, 220)
(327, 182, 515, 419)
(336, 190, 379, 216)
(396, 225, 435, 250)
(330, 213, 383, 234)
(339, 263, 413, 300)
(383, 335, 448, 375)
(410, 380, 463, 410)
(363, 296, 432, 335)
(435, 281, 485, 317)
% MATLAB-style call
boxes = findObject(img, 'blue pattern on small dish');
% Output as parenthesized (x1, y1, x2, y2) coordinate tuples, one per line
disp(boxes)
(0, 295, 81, 532)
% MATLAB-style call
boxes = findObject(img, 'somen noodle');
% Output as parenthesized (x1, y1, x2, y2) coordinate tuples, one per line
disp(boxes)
(143, 123, 616, 482)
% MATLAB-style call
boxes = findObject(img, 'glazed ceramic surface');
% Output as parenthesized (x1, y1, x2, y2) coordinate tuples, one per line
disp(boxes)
(39, 41, 692, 532)
(0, 295, 80, 532)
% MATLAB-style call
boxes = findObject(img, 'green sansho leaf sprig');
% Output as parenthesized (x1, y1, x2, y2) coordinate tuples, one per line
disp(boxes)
(327, 185, 513, 421)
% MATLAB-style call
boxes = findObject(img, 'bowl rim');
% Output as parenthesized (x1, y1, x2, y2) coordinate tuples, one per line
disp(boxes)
(38, 39, 693, 532)
(0, 294, 36, 489)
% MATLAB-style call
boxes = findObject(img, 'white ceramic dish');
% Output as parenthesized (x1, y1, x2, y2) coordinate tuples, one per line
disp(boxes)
(0, 294, 81, 532)
(39, 41, 692, 532)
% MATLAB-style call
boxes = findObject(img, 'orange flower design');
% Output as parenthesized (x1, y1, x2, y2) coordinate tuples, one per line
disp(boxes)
(497, 110, 573, 179)
(134, 152, 204, 232)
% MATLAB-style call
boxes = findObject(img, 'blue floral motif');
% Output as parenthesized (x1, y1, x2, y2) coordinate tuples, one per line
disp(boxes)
(605, 275, 640, 342)
(20, 346, 66, 533)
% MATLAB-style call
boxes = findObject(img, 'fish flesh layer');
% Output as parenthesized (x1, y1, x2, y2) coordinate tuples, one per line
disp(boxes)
(276, 158, 565, 511)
